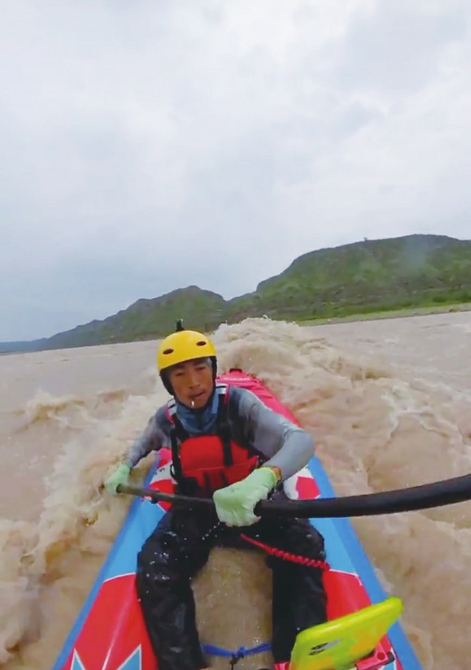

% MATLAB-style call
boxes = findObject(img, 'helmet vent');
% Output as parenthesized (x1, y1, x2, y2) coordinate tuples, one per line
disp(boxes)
(163, 348, 174, 355)
(196, 341, 207, 346)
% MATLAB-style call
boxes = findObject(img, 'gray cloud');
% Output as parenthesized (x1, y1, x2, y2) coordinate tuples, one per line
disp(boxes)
(338, 0, 467, 95)
(0, 0, 470, 340)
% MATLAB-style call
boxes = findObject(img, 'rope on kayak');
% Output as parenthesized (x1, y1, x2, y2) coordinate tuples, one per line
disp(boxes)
(199, 522, 330, 570)
(203, 642, 272, 668)
(240, 534, 331, 570)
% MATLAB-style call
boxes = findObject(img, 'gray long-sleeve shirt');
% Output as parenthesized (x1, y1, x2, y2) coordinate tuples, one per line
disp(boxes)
(124, 386, 315, 481)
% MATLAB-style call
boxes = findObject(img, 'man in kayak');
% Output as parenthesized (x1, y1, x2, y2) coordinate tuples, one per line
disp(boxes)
(105, 324, 327, 670)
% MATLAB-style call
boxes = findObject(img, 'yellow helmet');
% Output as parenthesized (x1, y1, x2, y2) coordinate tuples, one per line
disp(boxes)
(157, 329, 216, 372)
(157, 322, 217, 394)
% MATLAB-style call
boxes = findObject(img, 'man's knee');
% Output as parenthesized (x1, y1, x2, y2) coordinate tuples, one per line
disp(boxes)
(304, 524, 326, 559)
(281, 519, 326, 559)
(137, 536, 178, 582)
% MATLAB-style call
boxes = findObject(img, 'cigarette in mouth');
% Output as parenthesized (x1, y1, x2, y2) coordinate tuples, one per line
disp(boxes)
(191, 400, 195, 407)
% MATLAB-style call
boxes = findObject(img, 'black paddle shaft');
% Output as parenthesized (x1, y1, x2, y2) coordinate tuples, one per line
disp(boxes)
(118, 472, 471, 518)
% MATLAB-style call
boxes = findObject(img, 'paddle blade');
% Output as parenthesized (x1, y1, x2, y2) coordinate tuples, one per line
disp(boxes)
(289, 596, 403, 670)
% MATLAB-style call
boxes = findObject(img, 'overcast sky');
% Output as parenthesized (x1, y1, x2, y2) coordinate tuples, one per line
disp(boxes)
(1, 0, 470, 341)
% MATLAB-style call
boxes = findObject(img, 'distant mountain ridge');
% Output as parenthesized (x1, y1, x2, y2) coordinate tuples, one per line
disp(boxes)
(3, 234, 471, 352)
(223, 233, 471, 322)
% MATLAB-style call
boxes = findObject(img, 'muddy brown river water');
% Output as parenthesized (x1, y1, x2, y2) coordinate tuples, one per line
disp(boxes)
(1, 313, 471, 669)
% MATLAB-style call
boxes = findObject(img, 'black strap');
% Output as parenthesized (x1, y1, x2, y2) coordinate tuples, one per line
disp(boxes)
(229, 649, 246, 668)
(216, 391, 233, 467)
(172, 413, 191, 441)
(169, 414, 191, 485)
(169, 430, 183, 485)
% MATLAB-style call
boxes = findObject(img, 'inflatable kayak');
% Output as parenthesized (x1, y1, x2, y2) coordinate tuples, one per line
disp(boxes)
(52, 370, 423, 670)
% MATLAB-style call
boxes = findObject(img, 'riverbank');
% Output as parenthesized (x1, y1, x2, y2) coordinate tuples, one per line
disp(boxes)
(299, 301, 471, 327)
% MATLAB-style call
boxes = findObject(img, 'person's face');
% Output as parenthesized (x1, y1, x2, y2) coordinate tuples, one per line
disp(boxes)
(168, 358, 214, 409)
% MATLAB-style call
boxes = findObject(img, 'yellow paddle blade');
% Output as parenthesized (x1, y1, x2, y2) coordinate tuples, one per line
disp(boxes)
(290, 596, 403, 670)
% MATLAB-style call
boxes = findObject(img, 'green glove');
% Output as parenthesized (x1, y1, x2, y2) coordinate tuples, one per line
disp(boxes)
(213, 467, 279, 526)
(104, 464, 131, 494)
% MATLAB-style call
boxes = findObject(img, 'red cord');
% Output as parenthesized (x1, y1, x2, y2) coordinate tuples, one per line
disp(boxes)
(240, 534, 330, 571)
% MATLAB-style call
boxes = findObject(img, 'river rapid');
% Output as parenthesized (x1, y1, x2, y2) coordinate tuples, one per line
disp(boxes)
(1, 314, 471, 669)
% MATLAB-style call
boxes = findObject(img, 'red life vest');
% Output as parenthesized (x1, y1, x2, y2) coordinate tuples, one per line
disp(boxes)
(166, 385, 259, 497)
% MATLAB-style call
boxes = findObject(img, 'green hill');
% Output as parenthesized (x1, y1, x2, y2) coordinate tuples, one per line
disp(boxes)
(0, 339, 47, 353)
(2, 234, 471, 352)
(224, 234, 471, 321)
(42, 286, 226, 350)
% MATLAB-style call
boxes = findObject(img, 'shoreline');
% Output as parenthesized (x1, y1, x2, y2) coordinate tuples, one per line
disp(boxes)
(3, 303, 471, 356)
(298, 302, 471, 327)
